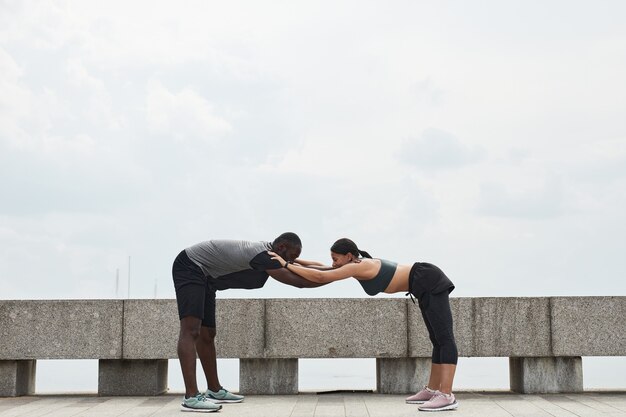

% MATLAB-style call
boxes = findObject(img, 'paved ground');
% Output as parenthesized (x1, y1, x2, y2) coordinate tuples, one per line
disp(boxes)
(0, 392, 625, 417)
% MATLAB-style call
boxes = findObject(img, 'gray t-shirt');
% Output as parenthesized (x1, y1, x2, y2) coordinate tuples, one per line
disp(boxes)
(185, 239, 278, 282)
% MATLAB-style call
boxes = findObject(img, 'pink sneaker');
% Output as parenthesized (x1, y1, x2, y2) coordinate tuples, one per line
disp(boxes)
(405, 386, 437, 404)
(418, 391, 458, 412)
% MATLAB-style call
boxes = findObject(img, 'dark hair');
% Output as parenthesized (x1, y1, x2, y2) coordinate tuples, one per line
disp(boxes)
(330, 238, 372, 259)
(272, 232, 302, 248)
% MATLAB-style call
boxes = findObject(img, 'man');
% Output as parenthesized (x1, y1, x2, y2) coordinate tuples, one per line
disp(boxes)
(172, 232, 324, 412)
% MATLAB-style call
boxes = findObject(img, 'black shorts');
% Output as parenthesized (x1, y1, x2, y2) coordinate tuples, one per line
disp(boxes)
(172, 250, 216, 328)
(408, 262, 455, 305)
(408, 262, 458, 364)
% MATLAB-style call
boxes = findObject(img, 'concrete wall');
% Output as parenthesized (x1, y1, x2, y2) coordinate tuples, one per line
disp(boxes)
(264, 299, 407, 358)
(0, 300, 123, 360)
(1, 296, 624, 396)
(2, 297, 623, 361)
(408, 297, 553, 357)
(551, 296, 625, 356)
(121, 299, 265, 359)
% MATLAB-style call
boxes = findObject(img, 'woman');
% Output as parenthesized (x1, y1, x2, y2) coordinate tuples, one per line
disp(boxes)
(270, 238, 459, 412)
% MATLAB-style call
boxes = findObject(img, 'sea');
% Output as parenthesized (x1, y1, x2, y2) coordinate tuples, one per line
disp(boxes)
(35, 356, 624, 394)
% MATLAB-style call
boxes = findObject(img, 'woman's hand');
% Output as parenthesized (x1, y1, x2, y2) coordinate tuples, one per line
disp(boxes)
(268, 251, 287, 267)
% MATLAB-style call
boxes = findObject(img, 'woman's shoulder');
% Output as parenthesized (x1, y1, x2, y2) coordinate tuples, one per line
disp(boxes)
(351, 258, 382, 279)
(372, 257, 396, 265)
(358, 257, 382, 265)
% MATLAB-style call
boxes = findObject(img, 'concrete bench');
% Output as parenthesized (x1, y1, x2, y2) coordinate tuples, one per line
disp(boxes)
(0, 297, 623, 396)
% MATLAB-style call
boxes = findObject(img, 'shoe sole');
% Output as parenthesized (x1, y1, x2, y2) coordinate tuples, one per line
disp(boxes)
(406, 400, 429, 404)
(180, 405, 222, 412)
(418, 401, 459, 412)
(205, 397, 244, 404)
(206, 398, 243, 404)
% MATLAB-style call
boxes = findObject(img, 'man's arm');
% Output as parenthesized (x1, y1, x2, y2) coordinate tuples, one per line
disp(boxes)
(266, 268, 327, 288)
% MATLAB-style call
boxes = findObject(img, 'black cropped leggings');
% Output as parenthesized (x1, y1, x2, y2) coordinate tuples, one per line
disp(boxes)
(419, 291, 458, 365)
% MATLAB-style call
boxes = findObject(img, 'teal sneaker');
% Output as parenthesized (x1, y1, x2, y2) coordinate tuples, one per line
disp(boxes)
(181, 393, 222, 412)
(205, 387, 244, 403)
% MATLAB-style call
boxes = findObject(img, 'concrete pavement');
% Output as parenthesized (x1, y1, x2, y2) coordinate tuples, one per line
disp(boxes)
(1, 392, 625, 417)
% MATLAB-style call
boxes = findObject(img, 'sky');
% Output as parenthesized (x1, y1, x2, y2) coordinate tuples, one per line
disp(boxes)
(1, 0, 626, 302)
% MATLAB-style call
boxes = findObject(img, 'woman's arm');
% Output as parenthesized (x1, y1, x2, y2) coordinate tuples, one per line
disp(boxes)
(269, 251, 364, 283)
(294, 258, 333, 271)
(294, 258, 334, 271)
(294, 258, 326, 267)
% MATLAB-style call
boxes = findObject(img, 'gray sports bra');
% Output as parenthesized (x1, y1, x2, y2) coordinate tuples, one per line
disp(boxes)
(358, 259, 398, 296)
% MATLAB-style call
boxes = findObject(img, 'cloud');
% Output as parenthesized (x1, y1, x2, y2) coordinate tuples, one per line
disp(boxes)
(398, 128, 485, 171)
(508, 147, 533, 165)
(0, 46, 30, 147)
(65, 58, 120, 130)
(566, 142, 626, 185)
(145, 80, 232, 142)
(0, 213, 131, 299)
(259, 139, 355, 178)
(412, 77, 445, 106)
(0, 0, 625, 308)
(0, 148, 148, 216)
(476, 177, 565, 219)
(0, 51, 109, 157)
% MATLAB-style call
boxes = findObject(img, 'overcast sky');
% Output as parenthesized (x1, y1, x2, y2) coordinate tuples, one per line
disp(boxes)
(1, 0, 625, 301)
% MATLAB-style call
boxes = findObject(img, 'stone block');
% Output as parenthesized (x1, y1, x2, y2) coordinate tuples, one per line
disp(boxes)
(0, 300, 123, 359)
(510, 357, 583, 393)
(122, 299, 265, 359)
(215, 299, 265, 358)
(98, 359, 168, 396)
(239, 359, 298, 394)
(472, 297, 551, 357)
(264, 298, 406, 358)
(0, 360, 36, 397)
(376, 357, 431, 394)
(408, 297, 473, 357)
(551, 297, 625, 356)
(121, 300, 178, 359)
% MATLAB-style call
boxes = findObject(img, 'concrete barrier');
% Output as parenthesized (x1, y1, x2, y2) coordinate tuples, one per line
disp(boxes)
(264, 298, 407, 358)
(121, 299, 265, 359)
(0, 300, 123, 360)
(408, 298, 473, 357)
(0, 297, 624, 396)
(551, 296, 625, 356)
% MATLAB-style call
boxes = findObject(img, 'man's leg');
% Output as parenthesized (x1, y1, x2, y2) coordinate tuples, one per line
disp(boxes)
(195, 285, 244, 404)
(173, 249, 210, 399)
(172, 251, 223, 411)
(197, 326, 222, 392)
(178, 316, 202, 398)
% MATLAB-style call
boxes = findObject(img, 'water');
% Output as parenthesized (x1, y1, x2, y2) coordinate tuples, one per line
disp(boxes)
(35, 357, 625, 394)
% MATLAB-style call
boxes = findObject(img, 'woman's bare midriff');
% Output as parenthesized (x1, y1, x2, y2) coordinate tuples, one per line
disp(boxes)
(384, 263, 412, 294)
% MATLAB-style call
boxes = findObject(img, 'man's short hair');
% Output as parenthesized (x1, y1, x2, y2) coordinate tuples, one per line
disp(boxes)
(273, 232, 302, 248)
